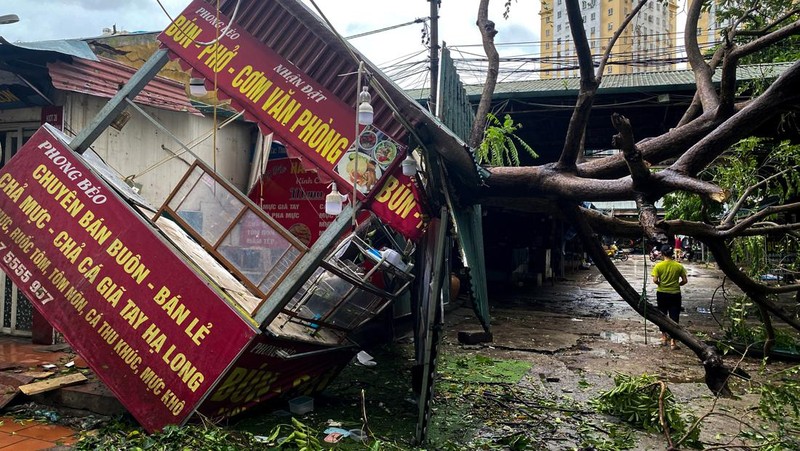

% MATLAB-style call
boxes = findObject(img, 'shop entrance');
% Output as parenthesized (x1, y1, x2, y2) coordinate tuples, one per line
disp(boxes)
(0, 124, 39, 336)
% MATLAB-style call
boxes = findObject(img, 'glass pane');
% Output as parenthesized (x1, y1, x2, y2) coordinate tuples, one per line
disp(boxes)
(16, 294, 33, 331)
(175, 171, 245, 245)
(259, 247, 300, 295)
(168, 165, 203, 212)
(3, 274, 11, 328)
(218, 210, 293, 290)
(326, 289, 383, 330)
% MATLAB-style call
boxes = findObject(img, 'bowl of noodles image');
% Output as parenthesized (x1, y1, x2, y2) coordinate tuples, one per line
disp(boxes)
(336, 151, 381, 193)
(372, 140, 397, 168)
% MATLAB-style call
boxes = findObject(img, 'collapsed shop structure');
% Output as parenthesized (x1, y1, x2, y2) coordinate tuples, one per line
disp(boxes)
(0, 0, 487, 442)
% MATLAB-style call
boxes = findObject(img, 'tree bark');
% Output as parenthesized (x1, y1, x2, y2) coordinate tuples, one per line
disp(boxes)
(469, 0, 499, 149)
(562, 205, 740, 396)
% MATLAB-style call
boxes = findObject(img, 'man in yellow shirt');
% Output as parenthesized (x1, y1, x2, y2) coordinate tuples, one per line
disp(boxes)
(651, 245, 688, 349)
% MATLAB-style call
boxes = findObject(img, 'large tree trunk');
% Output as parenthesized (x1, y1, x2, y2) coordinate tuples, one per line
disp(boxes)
(562, 205, 741, 396)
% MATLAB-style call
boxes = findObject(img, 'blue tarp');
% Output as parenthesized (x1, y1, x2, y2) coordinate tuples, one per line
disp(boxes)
(0, 37, 98, 61)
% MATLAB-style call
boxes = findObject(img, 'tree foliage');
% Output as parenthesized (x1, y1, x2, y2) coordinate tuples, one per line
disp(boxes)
(476, 113, 537, 166)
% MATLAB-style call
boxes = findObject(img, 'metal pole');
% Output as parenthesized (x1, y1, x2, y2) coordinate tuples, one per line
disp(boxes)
(428, 0, 440, 117)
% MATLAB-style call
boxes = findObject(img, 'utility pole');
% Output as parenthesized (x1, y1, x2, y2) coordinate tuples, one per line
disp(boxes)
(428, 0, 440, 117)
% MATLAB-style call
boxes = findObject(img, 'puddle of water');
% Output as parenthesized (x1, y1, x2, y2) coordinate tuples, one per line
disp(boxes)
(599, 331, 630, 343)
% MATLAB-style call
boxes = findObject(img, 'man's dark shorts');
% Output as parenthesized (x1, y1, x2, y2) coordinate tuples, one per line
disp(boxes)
(656, 291, 682, 326)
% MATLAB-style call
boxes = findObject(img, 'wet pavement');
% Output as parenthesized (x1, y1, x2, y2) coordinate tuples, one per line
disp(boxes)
(0, 417, 77, 450)
(442, 255, 798, 449)
(0, 336, 80, 449)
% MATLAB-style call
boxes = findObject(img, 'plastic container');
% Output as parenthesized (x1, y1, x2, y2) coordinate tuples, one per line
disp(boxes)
(349, 429, 366, 442)
(288, 396, 314, 415)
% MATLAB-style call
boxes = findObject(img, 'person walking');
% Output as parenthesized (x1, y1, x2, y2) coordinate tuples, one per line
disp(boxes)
(651, 244, 688, 350)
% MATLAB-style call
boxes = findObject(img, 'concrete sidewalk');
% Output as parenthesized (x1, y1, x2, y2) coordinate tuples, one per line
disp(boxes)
(0, 336, 80, 450)
(0, 417, 77, 450)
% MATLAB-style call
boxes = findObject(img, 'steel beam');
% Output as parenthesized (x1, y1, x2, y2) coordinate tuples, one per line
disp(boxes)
(69, 49, 170, 154)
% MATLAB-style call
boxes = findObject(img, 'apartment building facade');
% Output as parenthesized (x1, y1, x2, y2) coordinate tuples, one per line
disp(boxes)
(540, 0, 679, 78)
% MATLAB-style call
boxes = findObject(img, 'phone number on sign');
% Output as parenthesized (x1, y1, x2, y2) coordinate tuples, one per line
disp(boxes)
(0, 241, 54, 304)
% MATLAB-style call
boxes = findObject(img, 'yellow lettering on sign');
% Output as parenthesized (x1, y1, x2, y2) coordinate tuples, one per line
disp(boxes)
(106, 238, 151, 285)
(162, 344, 205, 392)
(0, 173, 25, 203)
(289, 109, 349, 164)
(0, 89, 20, 103)
(164, 15, 202, 49)
(374, 175, 417, 218)
(210, 366, 278, 403)
(232, 65, 274, 103)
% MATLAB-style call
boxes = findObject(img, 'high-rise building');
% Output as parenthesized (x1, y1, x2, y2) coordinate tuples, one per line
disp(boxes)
(539, 0, 679, 78)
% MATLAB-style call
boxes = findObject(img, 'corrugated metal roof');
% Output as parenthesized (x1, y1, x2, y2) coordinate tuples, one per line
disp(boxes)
(466, 62, 794, 98)
(203, 0, 481, 191)
(48, 56, 200, 115)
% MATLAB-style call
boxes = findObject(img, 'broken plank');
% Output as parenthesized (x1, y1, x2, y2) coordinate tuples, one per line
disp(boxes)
(19, 373, 87, 396)
(20, 371, 55, 379)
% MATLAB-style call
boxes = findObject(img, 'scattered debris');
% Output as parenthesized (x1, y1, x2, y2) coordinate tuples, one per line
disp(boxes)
(356, 351, 377, 367)
(19, 371, 54, 379)
(0, 373, 34, 408)
(19, 373, 88, 396)
(34, 343, 71, 353)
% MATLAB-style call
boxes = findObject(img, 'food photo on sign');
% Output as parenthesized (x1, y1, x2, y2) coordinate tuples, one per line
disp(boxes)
(334, 126, 401, 194)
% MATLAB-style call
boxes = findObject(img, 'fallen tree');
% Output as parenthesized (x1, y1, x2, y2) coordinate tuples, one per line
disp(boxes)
(461, 0, 800, 395)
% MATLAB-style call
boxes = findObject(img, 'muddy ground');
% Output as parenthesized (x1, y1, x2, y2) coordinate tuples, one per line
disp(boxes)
(424, 255, 799, 449)
(13, 255, 798, 450)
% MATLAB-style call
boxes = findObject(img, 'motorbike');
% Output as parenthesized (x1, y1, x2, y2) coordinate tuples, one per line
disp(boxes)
(606, 244, 629, 261)
(649, 246, 661, 262)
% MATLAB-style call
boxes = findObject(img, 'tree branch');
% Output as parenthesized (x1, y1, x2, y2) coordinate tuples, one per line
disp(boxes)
(721, 202, 800, 236)
(672, 61, 800, 176)
(735, 8, 800, 36)
(678, 48, 726, 127)
(720, 18, 800, 114)
(578, 112, 720, 179)
(722, 164, 800, 226)
(705, 239, 800, 330)
(655, 169, 728, 202)
(685, 0, 720, 113)
(611, 113, 651, 190)
(468, 0, 500, 149)
(555, 0, 599, 171)
(562, 204, 737, 396)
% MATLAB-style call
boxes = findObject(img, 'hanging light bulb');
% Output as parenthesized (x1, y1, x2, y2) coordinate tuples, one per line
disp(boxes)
(325, 183, 345, 215)
(357, 86, 373, 125)
(401, 153, 418, 176)
(189, 77, 207, 96)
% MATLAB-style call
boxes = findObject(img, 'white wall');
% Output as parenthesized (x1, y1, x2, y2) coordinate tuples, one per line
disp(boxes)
(62, 93, 254, 207)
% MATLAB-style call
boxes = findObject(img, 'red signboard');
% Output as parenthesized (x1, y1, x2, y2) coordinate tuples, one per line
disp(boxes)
(248, 150, 331, 247)
(368, 170, 426, 241)
(158, 1, 355, 194)
(158, 1, 426, 241)
(0, 126, 257, 432)
(199, 334, 355, 419)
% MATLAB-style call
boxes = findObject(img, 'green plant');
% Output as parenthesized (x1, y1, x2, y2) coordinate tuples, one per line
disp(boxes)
(476, 113, 537, 166)
(577, 421, 636, 451)
(590, 373, 701, 449)
(74, 419, 273, 451)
